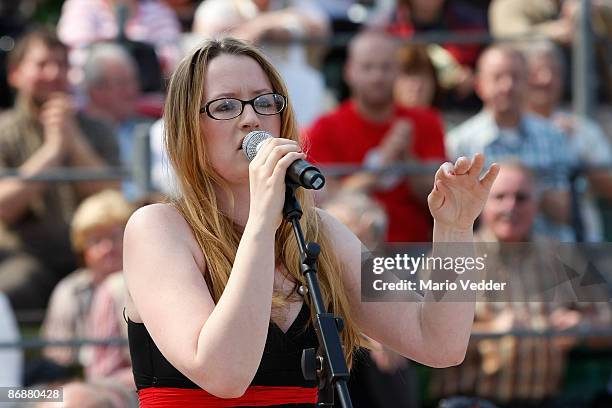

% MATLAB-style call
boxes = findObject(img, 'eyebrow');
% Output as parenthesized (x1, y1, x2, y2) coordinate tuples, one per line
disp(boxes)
(208, 89, 273, 100)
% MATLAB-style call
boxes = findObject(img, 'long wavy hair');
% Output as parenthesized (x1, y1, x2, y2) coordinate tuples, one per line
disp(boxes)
(163, 37, 361, 367)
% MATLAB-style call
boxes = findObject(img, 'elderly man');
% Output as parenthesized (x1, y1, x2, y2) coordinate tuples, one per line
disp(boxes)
(82, 42, 152, 199)
(0, 30, 119, 310)
(307, 31, 447, 242)
(430, 161, 594, 407)
(524, 41, 612, 242)
(446, 44, 578, 241)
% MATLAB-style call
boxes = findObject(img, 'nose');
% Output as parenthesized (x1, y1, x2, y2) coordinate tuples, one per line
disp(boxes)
(238, 103, 261, 131)
(499, 75, 514, 93)
(44, 62, 63, 82)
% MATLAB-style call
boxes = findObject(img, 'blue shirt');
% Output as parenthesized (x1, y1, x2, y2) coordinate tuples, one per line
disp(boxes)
(446, 110, 579, 241)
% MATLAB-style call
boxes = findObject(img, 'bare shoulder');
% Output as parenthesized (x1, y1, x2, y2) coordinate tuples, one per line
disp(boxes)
(128, 203, 199, 246)
(127, 203, 189, 233)
(124, 203, 205, 274)
(123, 203, 213, 324)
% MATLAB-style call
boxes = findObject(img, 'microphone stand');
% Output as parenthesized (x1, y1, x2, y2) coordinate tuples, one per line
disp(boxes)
(283, 183, 353, 408)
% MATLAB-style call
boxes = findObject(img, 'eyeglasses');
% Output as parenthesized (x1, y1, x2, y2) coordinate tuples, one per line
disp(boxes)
(201, 93, 287, 120)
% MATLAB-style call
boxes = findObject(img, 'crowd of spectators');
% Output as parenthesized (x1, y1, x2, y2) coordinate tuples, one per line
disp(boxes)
(0, 1, 610, 407)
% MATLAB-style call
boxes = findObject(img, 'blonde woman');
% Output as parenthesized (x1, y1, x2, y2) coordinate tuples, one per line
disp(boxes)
(123, 37, 499, 407)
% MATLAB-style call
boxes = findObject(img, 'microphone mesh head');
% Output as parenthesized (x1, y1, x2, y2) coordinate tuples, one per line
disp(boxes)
(242, 131, 272, 161)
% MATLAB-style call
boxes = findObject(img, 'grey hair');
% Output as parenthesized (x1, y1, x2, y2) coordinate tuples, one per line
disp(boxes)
(521, 40, 565, 77)
(82, 42, 137, 88)
(493, 158, 542, 202)
(476, 43, 528, 75)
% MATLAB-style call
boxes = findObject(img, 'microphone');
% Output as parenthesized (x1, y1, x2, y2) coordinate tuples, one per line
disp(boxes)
(242, 131, 325, 190)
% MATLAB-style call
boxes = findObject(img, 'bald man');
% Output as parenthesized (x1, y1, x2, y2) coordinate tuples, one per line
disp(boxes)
(446, 44, 578, 241)
(306, 31, 447, 243)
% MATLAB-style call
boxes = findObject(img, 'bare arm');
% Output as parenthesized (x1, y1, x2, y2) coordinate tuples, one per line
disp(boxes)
(124, 204, 276, 397)
(124, 139, 305, 397)
(320, 154, 499, 368)
(489, 0, 574, 44)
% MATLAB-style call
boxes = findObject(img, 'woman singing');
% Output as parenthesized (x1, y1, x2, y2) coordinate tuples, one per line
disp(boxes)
(123, 37, 499, 407)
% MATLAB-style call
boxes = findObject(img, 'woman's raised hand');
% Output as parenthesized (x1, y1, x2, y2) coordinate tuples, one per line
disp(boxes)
(427, 153, 500, 231)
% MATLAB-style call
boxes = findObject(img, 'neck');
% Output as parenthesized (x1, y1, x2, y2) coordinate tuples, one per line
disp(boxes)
(86, 104, 120, 125)
(16, 94, 39, 116)
(528, 102, 554, 118)
(353, 98, 394, 122)
(216, 182, 251, 228)
(492, 109, 521, 128)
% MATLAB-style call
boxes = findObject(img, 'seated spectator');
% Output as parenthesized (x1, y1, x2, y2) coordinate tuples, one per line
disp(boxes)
(446, 44, 578, 241)
(86, 270, 133, 388)
(307, 31, 446, 243)
(82, 42, 155, 200)
(525, 40, 612, 242)
(429, 161, 593, 407)
(41, 190, 133, 370)
(323, 193, 419, 408)
(192, 0, 331, 126)
(394, 44, 442, 109)
(489, 0, 612, 47)
(0, 292, 22, 387)
(0, 29, 120, 311)
(376, 0, 489, 104)
(489, 0, 612, 100)
(57, 0, 182, 74)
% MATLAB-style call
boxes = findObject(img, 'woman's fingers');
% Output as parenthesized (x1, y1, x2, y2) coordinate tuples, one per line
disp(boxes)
(428, 179, 450, 210)
(272, 151, 306, 179)
(262, 143, 301, 170)
(480, 162, 500, 190)
(249, 138, 300, 171)
(453, 156, 471, 175)
(435, 161, 455, 181)
(467, 153, 485, 177)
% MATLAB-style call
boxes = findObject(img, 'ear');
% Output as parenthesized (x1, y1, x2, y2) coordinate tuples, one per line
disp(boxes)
(343, 61, 353, 88)
(7, 65, 21, 89)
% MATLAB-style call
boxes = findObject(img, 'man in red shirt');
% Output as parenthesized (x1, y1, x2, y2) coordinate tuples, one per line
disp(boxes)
(306, 31, 446, 242)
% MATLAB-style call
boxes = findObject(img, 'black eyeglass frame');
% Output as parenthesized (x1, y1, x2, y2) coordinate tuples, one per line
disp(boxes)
(200, 92, 287, 120)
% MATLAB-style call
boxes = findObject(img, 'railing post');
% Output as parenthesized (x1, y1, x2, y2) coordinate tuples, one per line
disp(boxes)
(573, 0, 596, 119)
(132, 123, 152, 199)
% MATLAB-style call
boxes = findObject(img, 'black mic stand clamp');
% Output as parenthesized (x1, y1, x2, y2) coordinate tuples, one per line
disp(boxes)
(282, 183, 353, 408)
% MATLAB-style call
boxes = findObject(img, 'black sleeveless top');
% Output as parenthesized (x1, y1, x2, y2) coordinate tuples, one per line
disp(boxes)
(127, 302, 319, 407)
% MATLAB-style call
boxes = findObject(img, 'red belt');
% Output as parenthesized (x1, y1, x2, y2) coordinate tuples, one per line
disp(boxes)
(138, 386, 318, 407)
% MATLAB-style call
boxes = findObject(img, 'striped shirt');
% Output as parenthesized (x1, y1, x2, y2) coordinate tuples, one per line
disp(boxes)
(430, 230, 567, 404)
(86, 271, 131, 382)
(446, 110, 579, 241)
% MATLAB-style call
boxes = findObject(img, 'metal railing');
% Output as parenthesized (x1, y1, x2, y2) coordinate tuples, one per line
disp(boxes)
(0, 326, 611, 350)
